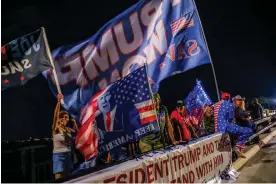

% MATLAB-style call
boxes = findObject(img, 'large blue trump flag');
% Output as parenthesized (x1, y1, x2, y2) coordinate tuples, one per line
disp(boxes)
(44, 0, 211, 119)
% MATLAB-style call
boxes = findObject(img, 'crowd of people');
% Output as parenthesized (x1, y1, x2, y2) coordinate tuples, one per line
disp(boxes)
(51, 92, 266, 180)
(145, 92, 265, 158)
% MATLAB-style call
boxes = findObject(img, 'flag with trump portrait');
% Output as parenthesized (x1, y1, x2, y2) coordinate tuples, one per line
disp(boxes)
(75, 66, 160, 163)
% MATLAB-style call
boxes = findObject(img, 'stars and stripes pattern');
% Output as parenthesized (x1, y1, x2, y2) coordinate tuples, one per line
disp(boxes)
(75, 66, 157, 160)
(214, 100, 236, 132)
(213, 100, 223, 132)
(185, 81, 212, 123)
(214, 100, 252, 148)
(170, 17, 194, 35)
(75, 90, 104, 160)
(111, 66, 157, 124)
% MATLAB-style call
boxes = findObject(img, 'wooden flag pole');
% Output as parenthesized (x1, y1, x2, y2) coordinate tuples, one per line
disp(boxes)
(41, 27, 64, 105)
(192, 0, 220, 101)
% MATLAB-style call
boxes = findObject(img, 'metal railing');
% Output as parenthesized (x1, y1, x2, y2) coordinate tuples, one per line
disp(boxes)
(254, 117, 271, 125)
(33, 161, 54, 183)
(2, 145, 54, 183)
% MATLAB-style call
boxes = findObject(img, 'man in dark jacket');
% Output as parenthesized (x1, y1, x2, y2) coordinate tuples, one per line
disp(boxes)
(234, 95, 257, 133)
(250, 98, 264, 120)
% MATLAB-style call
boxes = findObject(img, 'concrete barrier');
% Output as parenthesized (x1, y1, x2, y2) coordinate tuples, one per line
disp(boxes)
(233, 126, 276, 171)
(247, 122, 276, 142)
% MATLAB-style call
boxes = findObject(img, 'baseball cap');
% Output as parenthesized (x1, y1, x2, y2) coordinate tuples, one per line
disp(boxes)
(233, 95, 245, 101)
(177, 100, 184, 107)
(221, 92, 231, 100)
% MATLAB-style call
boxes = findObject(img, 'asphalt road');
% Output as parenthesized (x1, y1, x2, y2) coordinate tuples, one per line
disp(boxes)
(236, 135, 276, 183)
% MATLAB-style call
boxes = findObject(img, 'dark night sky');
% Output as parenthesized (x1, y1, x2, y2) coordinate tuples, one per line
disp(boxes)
(2, 0, 276, 140)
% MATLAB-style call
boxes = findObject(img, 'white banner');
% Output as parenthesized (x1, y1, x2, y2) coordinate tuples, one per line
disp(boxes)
(67, 133, 234, 183)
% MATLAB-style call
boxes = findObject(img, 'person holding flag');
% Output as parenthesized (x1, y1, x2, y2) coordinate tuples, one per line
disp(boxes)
(52, 94, 78, 179)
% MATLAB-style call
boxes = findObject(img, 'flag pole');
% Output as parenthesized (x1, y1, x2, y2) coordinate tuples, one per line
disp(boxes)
(192, 0, 220, 101)
(41, 27, 65, 105)
(143, 63, 167, 150)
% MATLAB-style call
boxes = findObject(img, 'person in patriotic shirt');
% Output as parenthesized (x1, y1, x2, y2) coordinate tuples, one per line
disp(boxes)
(139, 93, 178, 153)
(214, 92, 252, 158)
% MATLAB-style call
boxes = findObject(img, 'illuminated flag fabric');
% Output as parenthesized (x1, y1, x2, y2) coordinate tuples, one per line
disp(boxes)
(185, 80, 212, 122)
(2, 28, 52, 90)
(43, 0, 211, 120)
(75, 66, 158, 160)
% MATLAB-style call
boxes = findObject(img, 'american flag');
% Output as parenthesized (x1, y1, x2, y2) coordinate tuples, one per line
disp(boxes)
(170, 17, 194, 36)
(75, 66, 157, 160)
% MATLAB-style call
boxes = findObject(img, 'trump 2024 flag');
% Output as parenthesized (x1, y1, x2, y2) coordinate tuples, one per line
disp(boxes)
(1, 28, 52, 90)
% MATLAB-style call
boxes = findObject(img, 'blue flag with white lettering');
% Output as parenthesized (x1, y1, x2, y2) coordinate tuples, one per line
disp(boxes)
(43, 0, 211, 120)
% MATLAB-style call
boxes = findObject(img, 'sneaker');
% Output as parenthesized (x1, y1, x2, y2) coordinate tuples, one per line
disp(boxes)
(234, 147, 246, 158)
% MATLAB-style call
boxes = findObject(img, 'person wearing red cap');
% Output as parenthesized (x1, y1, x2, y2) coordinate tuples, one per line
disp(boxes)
(52, 94, 78, 179)
(221, 92, 231, 101)
(213, 92, 253, 158)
